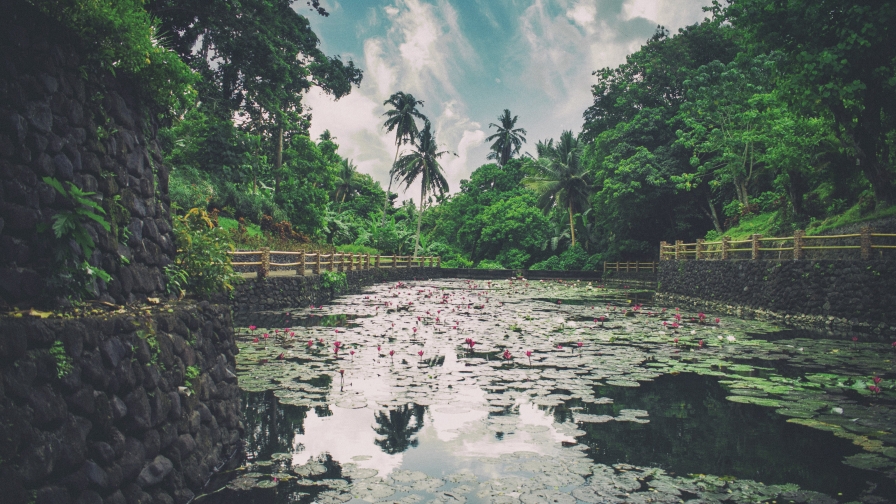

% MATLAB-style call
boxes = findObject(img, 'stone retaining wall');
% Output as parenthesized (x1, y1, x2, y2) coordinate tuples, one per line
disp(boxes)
(0, 302, 242, 504)
(658, 260, 896, 338)
(232, 267, 444, 314)
(1, 5, 175, 308)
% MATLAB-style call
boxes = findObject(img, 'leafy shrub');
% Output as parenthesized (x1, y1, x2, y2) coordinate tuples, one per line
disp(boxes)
(497, 248, 530, 269)
(442, 257, 474, 268)
(529, 255, 562, 271)
(319, 271, 347, 292)
(169, 168, 214, 212)
(172, 208, 240, 296)
(31, 0, 196, 114)
(582, 253, 605, 271)
(558, 245, 588, 270)
(336, 244, 379, 255)
(260, 215, 310, 243)
(476, 259, 505, 270)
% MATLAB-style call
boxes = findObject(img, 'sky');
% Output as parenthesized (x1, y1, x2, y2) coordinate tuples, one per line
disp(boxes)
(300, 0, 712, 203)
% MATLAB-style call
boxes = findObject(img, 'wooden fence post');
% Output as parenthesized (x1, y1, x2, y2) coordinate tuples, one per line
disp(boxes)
(392, 255, 397, 269)
(328, 254, 335, 272)
(298, 251, 306, 276)
(674, 240, 683, 260)
(407, 255, 412, 268)
(751, 234, 762, 260)
(659, 241, 668, 261)
(721, 236, 731, 260)
(258, 247, 270, 279)
(696, 239, 705, 260)
(314, 252, 321, 275)
(375, 254, 380, 268)
(793, 230, 804, 260)
(652, 261, 656, 273)
(347, 253, 353, 271)
(437, 256, 441, 268)
(861, 226, 872, 260)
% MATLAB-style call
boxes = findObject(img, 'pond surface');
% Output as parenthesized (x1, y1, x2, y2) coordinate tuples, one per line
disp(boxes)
(208, 279, 896, 504)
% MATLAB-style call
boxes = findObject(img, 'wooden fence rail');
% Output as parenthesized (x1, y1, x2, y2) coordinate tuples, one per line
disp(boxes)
(229, 249, 441, 279)
(603, 261, 657, 273)
(660, 226, 896, 261)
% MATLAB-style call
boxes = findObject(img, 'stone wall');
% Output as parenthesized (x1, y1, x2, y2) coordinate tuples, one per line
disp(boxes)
(232, 268, 444, 315)
(0, 302, 242, 504)
(0, 5, 174, 308)
(657, 260, 896, 337)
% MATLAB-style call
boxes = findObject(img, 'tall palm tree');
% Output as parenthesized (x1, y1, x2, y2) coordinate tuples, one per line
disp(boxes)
(486, 109, 527, 166)
(394, 121, 450, 257)
(381, 92, 426, 225)
(522, 130, 592, 248)
(334, 158, 360, 207)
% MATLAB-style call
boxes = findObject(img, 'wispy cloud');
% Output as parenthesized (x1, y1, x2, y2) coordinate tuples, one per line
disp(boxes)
(306, 0, 710, 202)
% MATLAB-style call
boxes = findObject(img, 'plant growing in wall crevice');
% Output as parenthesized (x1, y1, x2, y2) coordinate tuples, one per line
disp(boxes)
(50, 340, 73, 378)
(39, 176, 113, 301)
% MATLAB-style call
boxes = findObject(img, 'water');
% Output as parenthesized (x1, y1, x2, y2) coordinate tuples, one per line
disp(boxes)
(203, 279, 896, 503)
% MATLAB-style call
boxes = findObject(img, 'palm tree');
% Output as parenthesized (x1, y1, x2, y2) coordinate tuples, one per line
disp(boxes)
(486, 109, 527, 166)
(394, 121, 450, 257)
(381, 92, 426, 225)
(334, 158, 360, 207)
(522, 130, 592, 248)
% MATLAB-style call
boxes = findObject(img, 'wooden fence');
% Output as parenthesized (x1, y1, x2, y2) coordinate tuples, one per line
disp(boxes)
(230, 249, 441, 279)
(660, 226, 896, 261)
(603, 261, 657, 273)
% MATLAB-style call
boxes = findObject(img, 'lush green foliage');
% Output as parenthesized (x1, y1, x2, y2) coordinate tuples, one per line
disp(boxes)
(55, 0, 895, 274)
(32, 0, 197, 113)
(39, 177, 114, 300)
(319, 271, 347, 292)
(171, 209, 240, 296)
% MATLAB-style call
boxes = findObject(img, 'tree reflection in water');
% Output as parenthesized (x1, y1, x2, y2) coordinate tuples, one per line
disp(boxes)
(242, 391, 309, 460)
(373, 403, 427, 454)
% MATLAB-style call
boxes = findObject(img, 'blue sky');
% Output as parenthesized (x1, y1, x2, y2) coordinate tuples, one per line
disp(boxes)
(301, 0, 711, 202)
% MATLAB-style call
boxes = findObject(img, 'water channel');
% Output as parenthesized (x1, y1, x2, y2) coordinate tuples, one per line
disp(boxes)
(205, 279, 895, 503)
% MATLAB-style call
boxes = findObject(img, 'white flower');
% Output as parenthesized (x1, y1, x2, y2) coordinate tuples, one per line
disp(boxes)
(690, 330, 697, 335)
(717, 335, 723, 340)
(726, 335, 736, 342)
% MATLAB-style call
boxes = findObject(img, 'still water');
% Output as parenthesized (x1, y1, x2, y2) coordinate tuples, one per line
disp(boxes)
(207, 279, 895, 503)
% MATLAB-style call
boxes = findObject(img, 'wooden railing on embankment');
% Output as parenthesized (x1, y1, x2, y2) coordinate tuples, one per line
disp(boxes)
(603, 261, 657, 273)
(660, 226, 896, 261)
(229, 249, 440, 279)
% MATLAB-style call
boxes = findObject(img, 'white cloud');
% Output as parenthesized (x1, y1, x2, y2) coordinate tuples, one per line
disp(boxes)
(308, 0, 489, 203)
(622, 0, 709, 30)
(308, 0, 711, 203)
(566, 1, 597, 30)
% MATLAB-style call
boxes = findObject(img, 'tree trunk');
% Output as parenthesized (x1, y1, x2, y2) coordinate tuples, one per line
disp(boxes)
(414, 181, 424, 257)
(852, 89, 894, 208)
(274, 126, 283, 194)
(568, 203, 576, 248)
(786, 168, 808, 218)
(381, 144, 400, 226)
(706, 193, 723, 233)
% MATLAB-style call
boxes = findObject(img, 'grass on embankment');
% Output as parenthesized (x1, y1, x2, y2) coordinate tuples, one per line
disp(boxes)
(709, 202, 896, 241)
